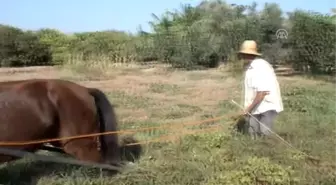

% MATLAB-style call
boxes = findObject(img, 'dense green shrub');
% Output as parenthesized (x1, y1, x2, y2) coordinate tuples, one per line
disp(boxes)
(288, 11, 336, 74)
(0, 25, 52, 66)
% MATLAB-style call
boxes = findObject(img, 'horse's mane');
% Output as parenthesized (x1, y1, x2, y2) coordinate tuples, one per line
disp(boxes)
(88, 88, 119, 159)
(88, 88, 142, 163)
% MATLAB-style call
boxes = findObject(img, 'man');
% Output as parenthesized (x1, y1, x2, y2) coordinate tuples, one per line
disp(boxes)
(238, 40, 284, 139)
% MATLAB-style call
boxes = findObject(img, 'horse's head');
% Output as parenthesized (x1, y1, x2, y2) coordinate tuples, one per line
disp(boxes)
(118, 135, 142, 162)
(98, 134, 142, 166)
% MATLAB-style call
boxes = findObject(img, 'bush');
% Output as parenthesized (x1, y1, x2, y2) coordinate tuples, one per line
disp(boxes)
(0, 1, 335, 75)
(0, 25, 52, 67)
(288, 11, 336, 74)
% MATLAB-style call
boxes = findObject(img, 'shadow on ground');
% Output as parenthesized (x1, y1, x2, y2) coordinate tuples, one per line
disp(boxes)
(0, 159, 117, 185)
(0, 141, 142, 185)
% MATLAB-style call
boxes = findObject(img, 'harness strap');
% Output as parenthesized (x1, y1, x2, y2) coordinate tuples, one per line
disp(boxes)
(0, 147, 123, 171)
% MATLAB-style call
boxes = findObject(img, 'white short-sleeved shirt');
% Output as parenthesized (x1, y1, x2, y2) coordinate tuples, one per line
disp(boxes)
(244, 58, 284, 115)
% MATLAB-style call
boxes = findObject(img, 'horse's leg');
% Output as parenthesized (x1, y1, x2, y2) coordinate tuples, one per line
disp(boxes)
(56, 106, 103, 163)
(61, 137, 103, 163)
(47, 82, 108, 165)
(55, 105, 103, 163)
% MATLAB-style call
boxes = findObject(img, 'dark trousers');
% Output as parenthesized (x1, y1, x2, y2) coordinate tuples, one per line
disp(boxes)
(236, 110, 278, 139)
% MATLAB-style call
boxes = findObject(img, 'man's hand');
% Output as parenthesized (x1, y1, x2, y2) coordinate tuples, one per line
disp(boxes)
(230, 113, 244, 120)
(231, 109, 248, 120)
(243, 107, 251, 115)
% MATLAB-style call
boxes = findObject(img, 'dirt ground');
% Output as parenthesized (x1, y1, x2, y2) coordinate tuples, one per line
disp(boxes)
(0, 65, 238, 123)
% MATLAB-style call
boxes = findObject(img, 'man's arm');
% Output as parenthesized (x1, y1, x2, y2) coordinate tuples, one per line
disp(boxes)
(245, 91, 269, 114)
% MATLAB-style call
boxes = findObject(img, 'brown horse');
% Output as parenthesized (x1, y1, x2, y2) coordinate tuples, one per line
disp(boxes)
(0, 79, 142, 168)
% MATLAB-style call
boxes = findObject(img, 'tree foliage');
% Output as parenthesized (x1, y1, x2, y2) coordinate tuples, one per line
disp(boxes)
(0, 25, 52, 67)
(1, 0, 335, 74)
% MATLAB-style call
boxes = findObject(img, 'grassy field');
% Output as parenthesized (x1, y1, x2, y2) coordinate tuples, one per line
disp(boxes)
(0, 63, 335, 185)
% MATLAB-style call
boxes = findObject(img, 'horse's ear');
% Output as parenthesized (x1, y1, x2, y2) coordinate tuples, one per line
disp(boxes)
(119, 134, 143, 163)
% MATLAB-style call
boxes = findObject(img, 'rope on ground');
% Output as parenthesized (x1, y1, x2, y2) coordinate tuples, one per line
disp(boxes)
(0, 124, 226, 172)
(0, 113, 236, 146)
(231, 100, 336, 172)
(125, 124, 224, 146)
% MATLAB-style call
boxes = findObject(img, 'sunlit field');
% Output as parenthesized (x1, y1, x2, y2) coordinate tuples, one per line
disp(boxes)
(0, 63, 334, 185)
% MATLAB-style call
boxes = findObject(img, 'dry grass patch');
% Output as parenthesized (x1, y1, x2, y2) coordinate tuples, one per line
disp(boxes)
(148, 83, 181, 94)
(107, 90, 153, 109)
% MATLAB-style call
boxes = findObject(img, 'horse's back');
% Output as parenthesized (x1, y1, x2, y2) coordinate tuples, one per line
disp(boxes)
(0, 79, 142, 167)
(0, 80, 59, 155)
(0, 79, 94, 145)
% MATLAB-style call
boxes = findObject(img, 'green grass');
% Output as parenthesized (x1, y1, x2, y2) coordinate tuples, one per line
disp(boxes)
(0, 67, 335, 185)
(150, 103, 203, 120)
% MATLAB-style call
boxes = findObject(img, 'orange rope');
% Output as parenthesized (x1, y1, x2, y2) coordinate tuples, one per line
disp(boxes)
(125, 125, 223, 146)
(0, 113, 237, 146)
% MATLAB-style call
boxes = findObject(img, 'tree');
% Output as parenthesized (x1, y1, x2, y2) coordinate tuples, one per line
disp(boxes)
(0, 25, 52, 67)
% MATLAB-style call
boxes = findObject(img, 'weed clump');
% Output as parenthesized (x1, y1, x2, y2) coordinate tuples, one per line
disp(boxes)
(208, 156, 300, 185)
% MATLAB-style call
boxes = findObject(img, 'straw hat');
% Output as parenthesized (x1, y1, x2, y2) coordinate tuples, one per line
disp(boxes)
(238, 40, 262, 56)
